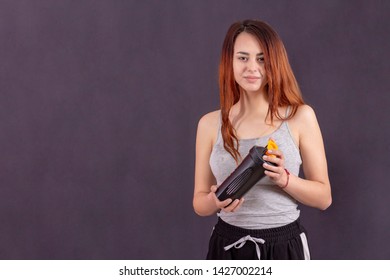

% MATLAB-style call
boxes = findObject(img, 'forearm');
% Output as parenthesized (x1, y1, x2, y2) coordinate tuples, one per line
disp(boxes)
(283, 174, 332, 210)
(193, 192, 219, 216)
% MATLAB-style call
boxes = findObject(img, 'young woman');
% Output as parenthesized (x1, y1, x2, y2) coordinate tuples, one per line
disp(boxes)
(193, 20, 332, 260)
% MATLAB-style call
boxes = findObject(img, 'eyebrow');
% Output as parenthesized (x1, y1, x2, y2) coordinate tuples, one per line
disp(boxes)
(236, 51, 264, 56)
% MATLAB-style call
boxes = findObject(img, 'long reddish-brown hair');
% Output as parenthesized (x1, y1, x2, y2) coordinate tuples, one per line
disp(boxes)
(219, 19, 305, 163)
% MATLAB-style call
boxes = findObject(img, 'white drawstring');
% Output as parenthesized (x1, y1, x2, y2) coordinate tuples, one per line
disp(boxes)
(224, 235, 265, 260)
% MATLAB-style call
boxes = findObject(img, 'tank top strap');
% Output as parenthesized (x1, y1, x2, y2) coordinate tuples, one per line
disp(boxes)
(279, 106, 291, 129)
(275, 106, 291, 135)
(215, 111, 223, 145)
(285, 106, 291, 118)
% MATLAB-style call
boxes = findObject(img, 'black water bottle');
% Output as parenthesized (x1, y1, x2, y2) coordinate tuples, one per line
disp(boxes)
(216, 146, 275, 203)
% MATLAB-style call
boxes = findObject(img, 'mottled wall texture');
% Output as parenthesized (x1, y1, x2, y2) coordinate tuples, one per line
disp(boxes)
(0, 0, 389, 259)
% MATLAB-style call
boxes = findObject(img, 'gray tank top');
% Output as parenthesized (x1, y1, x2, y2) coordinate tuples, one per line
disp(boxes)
(210, 110, 302, 229)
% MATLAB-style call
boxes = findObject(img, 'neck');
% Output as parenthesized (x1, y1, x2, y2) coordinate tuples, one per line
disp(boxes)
(236, 89, 269, 117)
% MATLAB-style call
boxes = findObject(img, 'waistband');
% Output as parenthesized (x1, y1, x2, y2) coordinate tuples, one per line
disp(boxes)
(214, 217, 305, 243)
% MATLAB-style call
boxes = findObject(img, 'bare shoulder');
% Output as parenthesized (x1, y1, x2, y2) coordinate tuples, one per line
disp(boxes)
(198, 110, 220, 130)
(294, 104, 316, 122)
(197, 110, 220, 145)
(288, 105, 320, 147)
(290, 104, 318, 129)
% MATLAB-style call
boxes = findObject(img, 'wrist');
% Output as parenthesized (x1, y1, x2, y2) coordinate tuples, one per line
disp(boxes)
(280, 169, 290, 189)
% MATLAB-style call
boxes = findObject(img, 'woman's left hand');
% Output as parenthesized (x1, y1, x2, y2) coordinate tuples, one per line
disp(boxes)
(262, 149, 289, 188)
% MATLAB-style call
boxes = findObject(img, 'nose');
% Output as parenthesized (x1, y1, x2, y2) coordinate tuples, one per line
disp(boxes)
(247, 59, 258, 73)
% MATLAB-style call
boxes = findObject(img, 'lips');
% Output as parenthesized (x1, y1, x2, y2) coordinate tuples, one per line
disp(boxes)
(244, 76, 261, 82)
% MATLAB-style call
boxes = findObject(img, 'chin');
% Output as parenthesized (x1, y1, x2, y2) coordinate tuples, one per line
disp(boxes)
(243, 86, 262, 93)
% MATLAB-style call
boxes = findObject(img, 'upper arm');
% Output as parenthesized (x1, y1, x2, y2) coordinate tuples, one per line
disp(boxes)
(295, 105, 330, 185)
(193, 111, 219, 198)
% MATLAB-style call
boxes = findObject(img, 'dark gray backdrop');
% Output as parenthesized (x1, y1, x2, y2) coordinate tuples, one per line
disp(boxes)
(0, 0, 389, 259)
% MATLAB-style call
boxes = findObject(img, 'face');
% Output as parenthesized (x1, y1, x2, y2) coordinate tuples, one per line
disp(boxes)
(233, 32, 266, 94)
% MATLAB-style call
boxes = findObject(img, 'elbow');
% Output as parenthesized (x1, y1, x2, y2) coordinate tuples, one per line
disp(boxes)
(317, 182, 332, 210)
(318, 191, 332, 211)
(194, 208, 210, 217)
(319, 197, 332, 210)
(193, 207, 214, 217)
(193, 200, 214, 217)
(193, 203, 204, 216)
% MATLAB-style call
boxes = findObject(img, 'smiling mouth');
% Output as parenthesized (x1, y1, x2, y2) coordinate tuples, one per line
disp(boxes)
(244, 76, 261, 82)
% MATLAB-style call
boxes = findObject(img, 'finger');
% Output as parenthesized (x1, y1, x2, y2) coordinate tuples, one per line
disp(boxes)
(216, 198, 233, 209)
(210, 185, 218, 193)
(264, 170, 280, 179)
(263, 161, 283, 173)
(222, 199, 240, 212)
(266, 149, 284, 159)
(231, 198, 245, 212)
(263, 155, 282, 166)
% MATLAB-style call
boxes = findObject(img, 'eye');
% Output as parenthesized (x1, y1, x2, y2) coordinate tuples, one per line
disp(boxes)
(238, 56, 248, 61)
(257, 57, 264, 63)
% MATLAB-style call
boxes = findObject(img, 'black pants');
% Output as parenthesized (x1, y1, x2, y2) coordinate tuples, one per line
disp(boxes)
(207, 218, 310, 260)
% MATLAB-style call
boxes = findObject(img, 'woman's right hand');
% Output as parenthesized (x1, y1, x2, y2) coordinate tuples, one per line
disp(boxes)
(208, 185, 244, 212)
